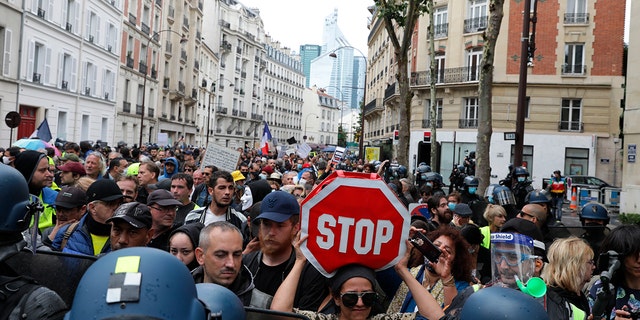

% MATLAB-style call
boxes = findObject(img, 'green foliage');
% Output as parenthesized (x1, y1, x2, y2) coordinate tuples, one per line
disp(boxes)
(619, 213, 640, 225)
(375, 0, 430, 27)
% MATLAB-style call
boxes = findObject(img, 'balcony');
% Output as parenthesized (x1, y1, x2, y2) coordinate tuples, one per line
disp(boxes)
(126, 56, 134, 68)
(216, 107, 227, 114)
(136, 104, 143, 115)
(219, 20, 230, 28)
(128, 13, 137, 25)
(191, 88, 198, 99)
(37, 8, 45, 19)
(561, 64, 586, 75)
(182, 16, 189, 28)
(168, 6, 175, 20)
(221, 41, 231, 51)
(180, 49, 187, 62)
(434, 23, 448, 38)
(411, 66, 478, 86)
(65, 22, 73, 33)
(84, 87, 91, 96)
(232, 109, 238, 116)
(558, 120, 584, 132)
(139, 62, 147, 75)
(463, 16, 488, 33)
(152, 33, 160, 42)
(165, 42, 173, 55)
(364, 98, 383, 115)
(148, 108, 154, 117)
(178, 81, 185, 93)
(32, 73, 41, 83)
(163, 77, 170, 88)
(421, 119, 443, 128)
(155, 0, 162, 6)
(151, 66, 157, 79)
(61, 80, 68, 90)
(122, 101, 131, 113)
(251, 113, 263, 121)
(239, 111, 247, 118)
(384, 82, 398, 101)
(141, 22, 150, 35)
(459, 118, 478, 128)
(564, 13, 589, 24)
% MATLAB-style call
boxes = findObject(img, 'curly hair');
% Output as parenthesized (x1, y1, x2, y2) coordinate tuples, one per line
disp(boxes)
(427, 225, 473, 283)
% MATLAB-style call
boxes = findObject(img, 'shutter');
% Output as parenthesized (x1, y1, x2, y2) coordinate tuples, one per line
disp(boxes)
(60, 1, 67, 28)
(91, 64, 97, 95)
(2, 29, 11, 76)
(96, 16, 101, 46)
(73, 2, 80, 35)
(57, 52, 63, 87)
(31, 0, 37, 14)
(102, 69, 106, 98)
(26, 40, 34, 81)
(85, 10, 90, 40)
(105, 23, 111, 51)
(81, 61, 87, 92)
(44, 47, 52, 84)
(70, 57, 77, 92)
(110, 71, 115, 100)
(47, 0, 53, 22)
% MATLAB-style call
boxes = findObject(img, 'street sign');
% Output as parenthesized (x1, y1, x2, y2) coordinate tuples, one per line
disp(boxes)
(300, 171, 410, 276)
(504, 132, 516, 140)
(409, 203, 430, 219)
(5, 111, 21, 128)
(423, 131, 431, 142)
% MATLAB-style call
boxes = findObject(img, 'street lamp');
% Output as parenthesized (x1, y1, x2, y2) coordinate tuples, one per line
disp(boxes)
(139, 29, 187, 148)
(304, 113, 319, 141)
(329, 47, 367, 158)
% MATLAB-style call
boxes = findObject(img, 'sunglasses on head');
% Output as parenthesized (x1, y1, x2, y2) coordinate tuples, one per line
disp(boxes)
(340, 291, 377, 308)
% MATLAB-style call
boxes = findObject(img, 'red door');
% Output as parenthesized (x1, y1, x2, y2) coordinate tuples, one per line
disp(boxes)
(17, 106, 37, 139)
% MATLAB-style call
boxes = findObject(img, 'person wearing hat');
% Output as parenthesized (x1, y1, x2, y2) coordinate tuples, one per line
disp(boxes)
(146, 189, 183, 251)
(267, 172, 282, 191)
(58, 161, 87, 187)
(450, 203, 473, 228)
(107, 202, 154, 251)
(231, 170, 246, 186)
(14, 150, 58, 232)
(58, 152, 81, 164)
(50, 179, 124, 256)
(242, 191, 327, 310)
(42, 186, 88, 247)
(169, 222, 204, 271)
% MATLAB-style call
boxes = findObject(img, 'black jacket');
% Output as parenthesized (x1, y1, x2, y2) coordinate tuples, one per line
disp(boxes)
(192, 264, 254, 306)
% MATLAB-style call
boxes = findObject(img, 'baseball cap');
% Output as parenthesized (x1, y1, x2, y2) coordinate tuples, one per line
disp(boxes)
(147, 189, 182, 207)
(59, 153, 81, 162)
(87, 180, 125, 202)
(57, 161, 87, 175)
(268, 172, 282, 181)
(107, 202, 152, 229)
(255, 191, 299, 222)
(55, 186, 87, 209)
(262, 166, 274, 175)
(453, 203, 473, 217)
(231, 170, 245, 182)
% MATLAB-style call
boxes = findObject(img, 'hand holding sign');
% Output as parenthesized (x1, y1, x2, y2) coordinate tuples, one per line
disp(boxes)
(300, 171, 410, 277)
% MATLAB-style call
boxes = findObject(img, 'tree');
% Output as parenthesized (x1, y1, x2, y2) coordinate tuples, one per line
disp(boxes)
(476, 0, 506, 195)
(375, 0, 429, 166)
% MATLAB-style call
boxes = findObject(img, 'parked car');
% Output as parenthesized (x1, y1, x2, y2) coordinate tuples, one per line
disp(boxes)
(567, 175, 617, 189)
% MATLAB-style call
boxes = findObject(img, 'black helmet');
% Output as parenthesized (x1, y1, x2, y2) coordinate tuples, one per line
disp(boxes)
(459, 286, 549, 320)
(463, 176, 479, 187)
(580, 202, 610, 223)
(396, 165, 408, 177)
(0, 164, 41, 234)
(424, 172, 443, 185)
(514, 166, 529, 177)
(525, 189, 551, 205)
(417, 164, 431, 174)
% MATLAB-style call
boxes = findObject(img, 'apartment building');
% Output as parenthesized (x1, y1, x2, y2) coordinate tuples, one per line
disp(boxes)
(263, 36, 304, 145)
(366, 0, 625, 187)
(3, 0, 121, 145)
(302, 86, 340, 146)
(0, 0, 22, 146)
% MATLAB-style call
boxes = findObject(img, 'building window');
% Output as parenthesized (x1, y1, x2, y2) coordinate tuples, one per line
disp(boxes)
(60, 53, 76, 91)
(434, 7, 448, 38)
(560, 98, 583, 132)
(565, 0, 588, 24)
(103, 69, 115, 100)
(87, 11, 100, 44)
(465, 0, 487, 33)
(435, 54, 445, 83)
(1, 27, 12, 77)
(460, 98, 479, 128)
(57, 111, 67, 139)
(510, 145, 534, 174)
(82, 62, 96, 96)
(423, 99, 443, 128)
(466, 48, 482, 81)
(565, 147, 589, 175)
(563, 43, 585, 75)
(27, 41, 50, 84)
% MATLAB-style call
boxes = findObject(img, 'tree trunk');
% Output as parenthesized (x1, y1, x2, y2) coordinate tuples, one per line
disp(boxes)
(476, 0, 505, 195)
(428, 0, 438, 171)
(397, 53, 411, 166)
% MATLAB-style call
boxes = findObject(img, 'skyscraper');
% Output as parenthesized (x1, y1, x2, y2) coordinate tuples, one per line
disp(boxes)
(300, 45, 321, 88)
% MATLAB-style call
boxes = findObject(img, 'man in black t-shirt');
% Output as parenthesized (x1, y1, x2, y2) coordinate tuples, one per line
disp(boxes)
(242, 192, 327, 310)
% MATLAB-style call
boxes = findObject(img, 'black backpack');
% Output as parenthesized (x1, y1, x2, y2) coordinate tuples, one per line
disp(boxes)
(0, 274, 41, 319)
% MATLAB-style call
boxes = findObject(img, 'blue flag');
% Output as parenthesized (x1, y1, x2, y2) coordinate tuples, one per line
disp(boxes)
(35, 118, 52, 142)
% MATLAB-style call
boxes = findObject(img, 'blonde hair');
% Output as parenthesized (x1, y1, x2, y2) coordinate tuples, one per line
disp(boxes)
(542, 237, 593, 294)
(483, 204, 506, 224)
(75, 176, 97, 192)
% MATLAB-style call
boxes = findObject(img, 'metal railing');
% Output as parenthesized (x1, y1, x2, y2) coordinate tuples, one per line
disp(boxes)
(564, 13, 589, 24)
(558, 120, 584, 132)
(459, 118, 478, 128)
(463, 16, 488, 33)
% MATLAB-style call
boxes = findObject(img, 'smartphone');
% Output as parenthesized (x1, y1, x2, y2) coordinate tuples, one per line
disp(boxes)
(409, 232, 441, 263)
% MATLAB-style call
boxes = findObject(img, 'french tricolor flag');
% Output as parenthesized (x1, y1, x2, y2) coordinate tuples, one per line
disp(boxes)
(260, 121, 272, 155)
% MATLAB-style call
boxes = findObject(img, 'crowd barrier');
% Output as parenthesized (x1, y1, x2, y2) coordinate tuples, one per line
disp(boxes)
(571, 185, 621, 213)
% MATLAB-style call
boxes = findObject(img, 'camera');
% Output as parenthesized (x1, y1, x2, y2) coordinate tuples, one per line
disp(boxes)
(409, 232, 441, 263)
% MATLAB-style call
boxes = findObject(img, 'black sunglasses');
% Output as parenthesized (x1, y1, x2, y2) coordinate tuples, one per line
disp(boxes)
(340, 291, 377, 308)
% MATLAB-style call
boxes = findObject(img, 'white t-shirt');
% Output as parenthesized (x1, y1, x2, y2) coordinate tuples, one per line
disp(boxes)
(203, 207, 227, 226)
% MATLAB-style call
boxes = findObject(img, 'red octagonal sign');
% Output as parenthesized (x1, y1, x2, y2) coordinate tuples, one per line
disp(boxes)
(300, 171, 409, 277)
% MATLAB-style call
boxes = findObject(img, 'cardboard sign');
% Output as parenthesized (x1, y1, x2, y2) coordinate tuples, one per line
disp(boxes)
(200, 142, 240, 172)
(297, 143, 311, 158)
(300, 171, 410, 277)
(365, 147, 380, 163)
(330, 146, 346, 167)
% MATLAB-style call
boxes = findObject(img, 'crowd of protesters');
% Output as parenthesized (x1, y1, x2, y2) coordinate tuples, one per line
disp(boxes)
(0, 140, 635, 320)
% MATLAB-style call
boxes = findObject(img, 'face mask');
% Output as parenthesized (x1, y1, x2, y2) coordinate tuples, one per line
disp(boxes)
(488, 196, 495, 204)
(517, 177, 526, 182)
(448, 203, 456, 211)
(2, 157, 11, 165)
(241, 187, 253, 211)
(259, 174, 267, 180)
(469, 187, 477, 195)
(297, 164, 303, 170)
(299, 178, 307, 186)
(585, 222, 606, 234)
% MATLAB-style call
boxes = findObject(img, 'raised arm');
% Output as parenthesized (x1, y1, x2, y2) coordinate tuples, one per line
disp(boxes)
(270, 233, 307, 312)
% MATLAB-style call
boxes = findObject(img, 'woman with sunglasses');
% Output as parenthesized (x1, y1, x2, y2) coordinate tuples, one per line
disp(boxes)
(271, 232, 445, 320)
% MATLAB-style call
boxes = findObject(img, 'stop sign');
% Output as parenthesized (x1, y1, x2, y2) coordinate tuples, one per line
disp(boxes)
(300, 171, 409, 277)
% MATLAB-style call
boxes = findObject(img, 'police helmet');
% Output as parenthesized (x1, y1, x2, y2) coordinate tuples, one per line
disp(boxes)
(417, 164, 431, 174)
(65, 247, 206, 320)
(459, 286, 549, 320)
(396, 165, 408, 177)
(525, 189, 552, 205)
(580, 202, 610, 223)
(0, 164, 40, 234)
(463, 176, 479, 187)
(484, 184, 500, 201)
(493, 186, 517, 206)
(424, 172, 443, 185)
(514, 166, 529, 177)
(196, 283, 246, 319)
(457, 164, 466, 172)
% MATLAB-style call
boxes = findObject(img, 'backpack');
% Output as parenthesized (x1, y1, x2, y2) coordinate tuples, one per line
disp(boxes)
(0, 274, 41, 319)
